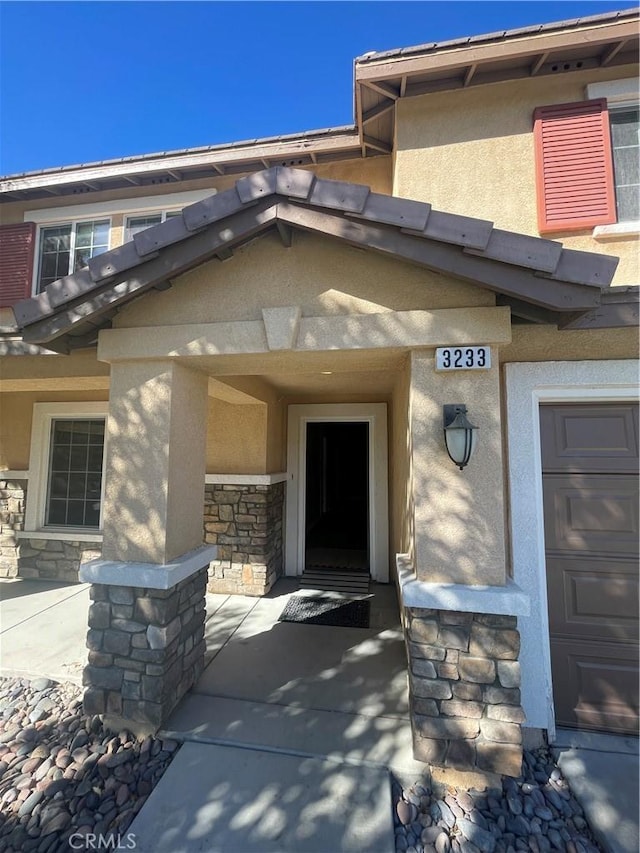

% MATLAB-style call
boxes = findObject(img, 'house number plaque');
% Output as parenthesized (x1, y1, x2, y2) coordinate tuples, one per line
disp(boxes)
(435, 346, 491, 371)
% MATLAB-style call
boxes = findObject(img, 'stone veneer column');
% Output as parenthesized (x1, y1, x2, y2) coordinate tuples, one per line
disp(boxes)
(84, 568, 208, 732)
(81, 356, 214, 733)
(0, 478, 26, 578)
(405, 606, 525, 777)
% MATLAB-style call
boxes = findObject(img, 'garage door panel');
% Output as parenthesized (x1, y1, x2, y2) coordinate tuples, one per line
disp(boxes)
(540, 405, 639, 472)
(551, 638, 639, 733)
(543, 475, 639, 554)
(541, 402, 639, 736)
(547, 556, 639, 641)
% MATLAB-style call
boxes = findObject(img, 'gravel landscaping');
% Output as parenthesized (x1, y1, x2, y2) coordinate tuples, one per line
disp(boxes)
(0, 676, 177, 852)
(1, 674, 605, 853)
(393, 749, 603, 853)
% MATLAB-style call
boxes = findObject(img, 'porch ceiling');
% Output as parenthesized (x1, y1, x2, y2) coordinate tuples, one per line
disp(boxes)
(12, 166, 629, 354)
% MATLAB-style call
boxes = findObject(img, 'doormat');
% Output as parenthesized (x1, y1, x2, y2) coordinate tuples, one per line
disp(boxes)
(278, 595, 371, 629)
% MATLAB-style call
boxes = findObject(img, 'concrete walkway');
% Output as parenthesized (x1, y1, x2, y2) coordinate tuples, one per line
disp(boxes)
(552, 728, 639, 853)
(1, 577, 639, 853)
(127, 580, 419, 851)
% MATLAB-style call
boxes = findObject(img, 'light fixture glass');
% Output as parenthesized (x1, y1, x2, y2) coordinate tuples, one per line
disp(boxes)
(443, 404, 478, 470)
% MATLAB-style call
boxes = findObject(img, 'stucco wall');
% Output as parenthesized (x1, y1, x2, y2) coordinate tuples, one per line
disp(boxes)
(0, 390, 110, 470)
(394, 64, 639, 286)
(114, 230, 494, 329)
(501, 325, 639, 364)
(207, 399, 268, 473)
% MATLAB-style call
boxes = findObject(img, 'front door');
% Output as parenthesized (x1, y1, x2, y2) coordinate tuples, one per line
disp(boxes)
(304, 421, 369, 573)
(285, 404, 389, 583)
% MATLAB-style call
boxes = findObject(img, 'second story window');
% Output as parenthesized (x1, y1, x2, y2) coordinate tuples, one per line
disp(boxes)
(125, 211, 180, 242)
(37, 219, 109, 292)
(610, 108, 639, 223)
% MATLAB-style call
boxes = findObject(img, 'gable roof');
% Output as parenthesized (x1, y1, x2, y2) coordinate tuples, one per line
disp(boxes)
(12, 167, 627, 353)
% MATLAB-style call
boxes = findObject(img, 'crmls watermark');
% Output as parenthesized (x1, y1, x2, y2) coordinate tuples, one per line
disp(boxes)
(68, 833, 137, 850)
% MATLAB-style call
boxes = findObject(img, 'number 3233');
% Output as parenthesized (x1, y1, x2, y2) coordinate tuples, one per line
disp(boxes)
(435, 346, 491, 370)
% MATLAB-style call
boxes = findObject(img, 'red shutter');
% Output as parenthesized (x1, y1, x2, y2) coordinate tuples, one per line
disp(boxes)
(0, 222, 36, 308)
(534, 99, 617, 234)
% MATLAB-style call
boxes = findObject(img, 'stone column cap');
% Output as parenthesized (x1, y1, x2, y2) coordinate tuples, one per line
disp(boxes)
(80, 545, 217, 589)
(397, 554, 530, 616)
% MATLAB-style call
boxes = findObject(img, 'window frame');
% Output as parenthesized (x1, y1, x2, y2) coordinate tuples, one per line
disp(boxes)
(25, 402, 109, 534)
(124, 209, 182, 243)
(586, 78, 639, 233)
(33, 218, 112, 295)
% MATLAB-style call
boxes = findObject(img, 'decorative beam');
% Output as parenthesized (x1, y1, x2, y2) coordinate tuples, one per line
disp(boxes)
(362, 101, 395, 124)
(276, 221, 293, 248)
(601, 40, 626, 65)
(463, 64, 477, 86)
(530, 52, 549, 75)
(361, 80, 400, 100)
(363, 134, 392, 154)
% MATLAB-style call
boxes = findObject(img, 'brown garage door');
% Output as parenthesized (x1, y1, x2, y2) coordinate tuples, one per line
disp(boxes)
(541, 403, 639, 734)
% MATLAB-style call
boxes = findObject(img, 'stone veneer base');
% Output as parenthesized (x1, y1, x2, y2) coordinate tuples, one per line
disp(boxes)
(83, 567, 208, 734)
(204, 481, 284, 596)
(405, 605, 525, 778)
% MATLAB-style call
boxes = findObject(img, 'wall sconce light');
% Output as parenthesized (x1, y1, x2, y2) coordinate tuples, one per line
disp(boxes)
(443, 404, 478, 470)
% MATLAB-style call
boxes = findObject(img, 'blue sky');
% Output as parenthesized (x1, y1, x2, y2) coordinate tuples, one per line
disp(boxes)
(0, 1, 631, 175)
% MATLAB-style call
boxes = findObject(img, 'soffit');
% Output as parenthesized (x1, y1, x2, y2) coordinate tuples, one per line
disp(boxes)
(355, 12, 640, 152)
(11, 167, 627, 353)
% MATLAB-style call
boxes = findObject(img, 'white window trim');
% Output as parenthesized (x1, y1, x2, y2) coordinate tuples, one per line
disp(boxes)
(32, 217, 112, 296)
(25, 402, 109, 534)
(286, 403, 389, 583)
(24, 189, 217, 225)
(505, 360, 638, 739)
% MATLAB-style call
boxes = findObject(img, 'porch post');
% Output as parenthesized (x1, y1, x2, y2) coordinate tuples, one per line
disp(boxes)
(80, 360, 216, 733)
(400, 346, 528, 779)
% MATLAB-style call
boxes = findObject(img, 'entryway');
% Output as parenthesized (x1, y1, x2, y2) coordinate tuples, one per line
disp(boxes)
(303, 421, 369, 591)
(285, 403, 389, 585)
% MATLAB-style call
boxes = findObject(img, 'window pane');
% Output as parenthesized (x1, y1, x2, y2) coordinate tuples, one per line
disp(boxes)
(48, 500, 67, 525)
(66, 501, 85, 526)
(616, 185, 640, 222)
(69, 445, 89, 471)
(68, 473, 87, 499)
(38, 225, 72, 292)
(49, 475, 68, 499)
(46, 418, 104, 528)
(125, 214, 162, 242)
(73, 220, 110, 269)
(611, 108, 639, 223)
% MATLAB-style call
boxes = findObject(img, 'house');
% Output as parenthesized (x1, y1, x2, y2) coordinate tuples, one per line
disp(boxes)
(0, 8, 637, 779)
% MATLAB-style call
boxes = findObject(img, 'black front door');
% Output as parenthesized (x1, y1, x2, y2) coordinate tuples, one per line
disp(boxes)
(304, 421, 369, 573)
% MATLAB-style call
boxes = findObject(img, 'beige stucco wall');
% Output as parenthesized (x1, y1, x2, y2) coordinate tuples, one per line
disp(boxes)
(0, 389, 109, 470)
(501, 324, 639, 363)
(410, 349, 507, 586)
(207, 399, 268, 473)
(394, 64, 639, 286)
(102, 361, 208, 564)
(115, 230, 494, 329)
